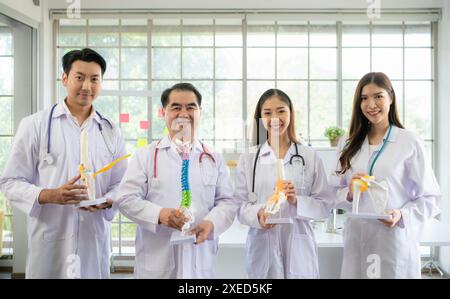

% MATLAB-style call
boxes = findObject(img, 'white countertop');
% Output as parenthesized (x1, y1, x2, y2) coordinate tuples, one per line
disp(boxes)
(219, 217, 450, 248)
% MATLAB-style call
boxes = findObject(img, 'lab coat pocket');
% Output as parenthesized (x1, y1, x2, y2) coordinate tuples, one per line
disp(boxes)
(195, 239, 218, 271)
(200, 160, 218, 187)
(246, 233, 270, 276)
(42, 206, 75, 242)
(143, 235, 175, 272)
(288, 233, 318, 278)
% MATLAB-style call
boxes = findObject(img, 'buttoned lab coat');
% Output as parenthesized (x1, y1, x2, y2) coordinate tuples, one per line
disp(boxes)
(0, 103, 127, 278)
(331, 126, 441, 278)
(235, 142, 334, 278)
(115, 136, 238, 278)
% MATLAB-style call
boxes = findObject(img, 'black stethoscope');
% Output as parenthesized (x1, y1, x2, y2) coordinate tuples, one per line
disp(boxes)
(43, 103, 114, 165)
(150, 139, 216, 189)
(248, 142, 306, 204)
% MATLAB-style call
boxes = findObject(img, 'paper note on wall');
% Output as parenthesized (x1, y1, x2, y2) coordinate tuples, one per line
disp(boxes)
(120, 113, 129, 123)
(140, 120, 150, 130)
(137, 138, 148, 148)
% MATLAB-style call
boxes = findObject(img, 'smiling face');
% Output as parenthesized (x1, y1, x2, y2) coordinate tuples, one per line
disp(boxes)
(163, 89, 201, 142)
(62, 60, 102, 107)
(260, 96, 291, 138)
(360, 83, 392, 127)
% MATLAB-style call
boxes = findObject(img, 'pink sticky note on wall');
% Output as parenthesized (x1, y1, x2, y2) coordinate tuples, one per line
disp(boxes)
(120, 113, 129, 123)
(140, 120, 150, 130)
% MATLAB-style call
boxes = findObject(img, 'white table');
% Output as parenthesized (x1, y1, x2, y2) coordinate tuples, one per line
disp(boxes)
(216, 217, 450, 278)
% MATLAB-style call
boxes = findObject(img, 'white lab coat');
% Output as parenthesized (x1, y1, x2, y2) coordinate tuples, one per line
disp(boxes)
(0, 102, 127, 278)
(331, 126, 441, 278)
(235, 142, 333, 278)
(115, 136, 238, 279)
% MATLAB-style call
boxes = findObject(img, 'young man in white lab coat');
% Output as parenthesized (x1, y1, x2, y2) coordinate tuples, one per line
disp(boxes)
(0, 48, 127, 278)
(115, 83, 238, 278)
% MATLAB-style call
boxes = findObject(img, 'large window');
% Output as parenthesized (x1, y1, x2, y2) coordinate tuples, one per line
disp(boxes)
(54, 14, 436, 256)
(0, 19, 14, 256)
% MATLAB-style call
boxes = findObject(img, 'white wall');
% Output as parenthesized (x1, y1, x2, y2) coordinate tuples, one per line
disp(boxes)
(0, 0, 41, 24)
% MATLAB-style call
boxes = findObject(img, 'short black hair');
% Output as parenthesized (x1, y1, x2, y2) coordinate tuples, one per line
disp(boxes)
(161, 83, 202, 108)
(62, 48, 107, 76)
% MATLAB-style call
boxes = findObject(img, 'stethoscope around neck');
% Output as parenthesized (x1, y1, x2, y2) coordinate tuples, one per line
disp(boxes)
(248, 142, 306, 204)
(43, 103, 114, 165)
(149, 139, 217, 189)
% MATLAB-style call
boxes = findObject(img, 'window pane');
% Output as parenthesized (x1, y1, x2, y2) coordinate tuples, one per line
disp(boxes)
(277, 25, 308, 47)
(247, 26, 275, 47)
(310, 81, 337, 140)
(372, 25, 403, 47)
(215, 48, 242, 79)
(405, 48, 431, 80)
(88, 19, 119, 47)
(91, 48, 119, 80)
(121, 222, 137, 255)
(94, 96, 119, 125)
(0, 97, 12, 135)
(59, 20, 86, 47)
(0, 137, 13, 172)
(215, 81, 243, 139)
(121, 20, 147, 46)
(276, 81, 308, 140)
(182, 25, 213, 46)
(215, 140, 238, 154)
(121, 48, 148, 79)
(152, 25, 181, 46)
(215, 25, 242, 47)
(152, 48, 180, 79)
(195, 81, 213, 140)
(342, 25, 370, 47)
(342, 80, 358, 130)
(0, 57, 13, 95)
(405, 81, 432, 139)
(247, 48, 275, 79)
(0, 26, 13, 55)
(277, 48, 308, 79)
(120, 96, 148, 139)
(310, 48, 336, 79)
(247, 81, 275, 122)
(151, 80, 178, 140)
(310, 25, 336, 47)
(405, 24, 431, 47)
(342, 48, 370, 80)
(372, 48, 403, 80)
(111, 222, 120, 255)
(56, 80, 66, 100)
(391, 80, 404, 124)
(121, 80, 147, 91)
(182, 48, 213, 79)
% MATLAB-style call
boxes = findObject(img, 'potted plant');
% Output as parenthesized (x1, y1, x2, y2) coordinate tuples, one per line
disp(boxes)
(324, 126, 345, 147)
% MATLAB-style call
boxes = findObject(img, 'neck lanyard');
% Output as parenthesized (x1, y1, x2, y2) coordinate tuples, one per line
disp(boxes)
(368, 124, 393, 176)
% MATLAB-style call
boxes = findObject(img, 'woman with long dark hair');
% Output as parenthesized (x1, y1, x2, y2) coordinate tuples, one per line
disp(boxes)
(234, 88, 333, 278)
(333, 72, 441, 278)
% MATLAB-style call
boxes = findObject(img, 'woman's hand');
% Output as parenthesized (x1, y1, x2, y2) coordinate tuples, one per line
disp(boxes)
(257, 208, 276, 230)
(284, 181, 297, 206)
(347, 172, 369, 202)
(379, 209, 402, 228)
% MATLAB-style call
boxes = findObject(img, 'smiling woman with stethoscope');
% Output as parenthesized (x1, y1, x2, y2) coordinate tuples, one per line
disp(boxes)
(332, 72, 441, 278)
(234, 88, 333, 279)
